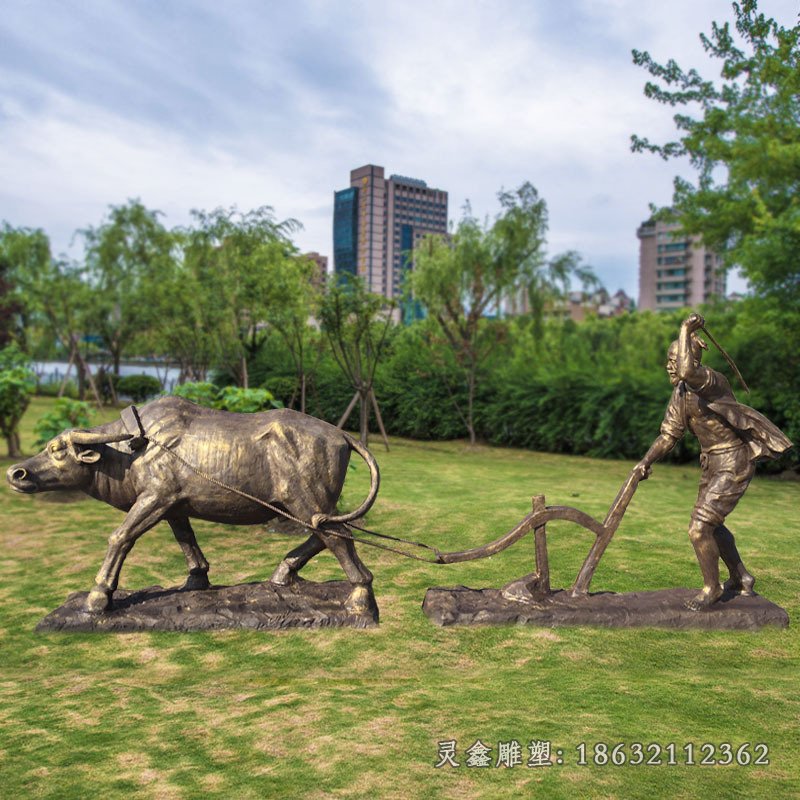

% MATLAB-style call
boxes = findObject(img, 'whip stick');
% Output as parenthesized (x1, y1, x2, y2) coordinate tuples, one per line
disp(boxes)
(700, 325, 750, 394)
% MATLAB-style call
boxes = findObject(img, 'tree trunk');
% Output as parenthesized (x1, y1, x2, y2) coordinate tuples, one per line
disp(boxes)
(72, 337, 103, 406)
(76, 357, 87, 400)
(467, 368, 476, 446)
(300, 372, 306, 414)
(58, 348, 76, 398)
(241, 354, 249, 389)
(359, 388, 370, 446)
(6, 430, 22, 458)
(105, 369, 119, 405)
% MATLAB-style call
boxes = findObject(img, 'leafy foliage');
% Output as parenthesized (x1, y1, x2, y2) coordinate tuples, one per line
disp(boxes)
(0, 343, 36, 456)
(632, 0, 800, 299)
(171, 382, 280, 412)
(171, 381, 219, 407)
(116, 374, 163, 403)
(33, 398, 93, 447)
(319, 274, 395, 445)
(217, 386, 281, 413)
(410, 182, 596, 443)
(81, 200, 176, 375)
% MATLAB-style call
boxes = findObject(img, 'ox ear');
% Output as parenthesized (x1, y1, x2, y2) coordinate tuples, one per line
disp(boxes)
(75, 449, 101, 464)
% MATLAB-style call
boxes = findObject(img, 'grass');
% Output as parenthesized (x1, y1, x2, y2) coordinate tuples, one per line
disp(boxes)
(1, 397, 798, 799)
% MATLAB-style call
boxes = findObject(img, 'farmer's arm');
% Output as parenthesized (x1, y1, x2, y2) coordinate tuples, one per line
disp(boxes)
(677, 313, 714, 394)
(634, 433, 679, 479)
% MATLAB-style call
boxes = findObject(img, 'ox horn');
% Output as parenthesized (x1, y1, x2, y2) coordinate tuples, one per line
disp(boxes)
(69, 430, 134, 446)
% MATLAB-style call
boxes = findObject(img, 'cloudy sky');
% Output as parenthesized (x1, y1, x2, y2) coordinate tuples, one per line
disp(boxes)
(1, 0, 797, 298)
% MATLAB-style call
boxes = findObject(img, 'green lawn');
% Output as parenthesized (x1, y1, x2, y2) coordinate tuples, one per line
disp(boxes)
(1, 398, 798, 799)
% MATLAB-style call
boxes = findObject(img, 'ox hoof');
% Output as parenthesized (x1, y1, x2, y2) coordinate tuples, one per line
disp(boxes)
(269, 562, 296, 587)
(85, 588, 112, 614)
(345, 585, 375, 615)
(182, 570, 210, 591)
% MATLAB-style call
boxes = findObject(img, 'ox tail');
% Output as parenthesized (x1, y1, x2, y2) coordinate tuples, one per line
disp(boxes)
(310, 434, 380, 529)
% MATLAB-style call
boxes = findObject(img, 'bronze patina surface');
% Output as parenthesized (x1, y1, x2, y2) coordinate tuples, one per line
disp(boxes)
(7, 397, 381, 622)
(634, 313, 792, 610)
(424, 313, 792, 627)
(37, 578, 379, 632)
(422, 586, 789, 630)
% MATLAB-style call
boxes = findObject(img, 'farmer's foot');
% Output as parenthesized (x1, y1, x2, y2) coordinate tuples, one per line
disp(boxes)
(685, 584, 723, 612)
(723, 570, 755, 596)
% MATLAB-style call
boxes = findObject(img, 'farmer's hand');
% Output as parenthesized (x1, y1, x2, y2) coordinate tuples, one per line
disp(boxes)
(634, 460, 652, 480)
(683, 312, 705, 332)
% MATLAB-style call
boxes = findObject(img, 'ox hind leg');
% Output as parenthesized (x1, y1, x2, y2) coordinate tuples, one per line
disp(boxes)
(87, 494, 168, 613)
(169, 518, 211, 591)
(316, 525, 376, 615)
(270, 533, 326, 586)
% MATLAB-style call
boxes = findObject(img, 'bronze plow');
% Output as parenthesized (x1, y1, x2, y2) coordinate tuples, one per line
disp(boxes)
(431, 469, 643, 597)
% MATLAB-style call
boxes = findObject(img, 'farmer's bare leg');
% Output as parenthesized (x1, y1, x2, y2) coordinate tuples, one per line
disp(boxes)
(714, 524, 755, 595)
(87, 494, 167, 613)
(270, 533, 326, 586)
(686, 520, 724, 611)
(317, 526, 375, 614)
(169, 518, 211, 590)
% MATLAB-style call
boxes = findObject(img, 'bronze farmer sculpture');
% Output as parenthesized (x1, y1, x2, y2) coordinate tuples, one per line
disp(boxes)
(6, 397, 380, 615)
(635, 313, 792, 611)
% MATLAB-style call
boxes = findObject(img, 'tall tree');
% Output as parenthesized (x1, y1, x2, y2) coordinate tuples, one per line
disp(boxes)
(632, 0, 800, 299)
(268, 254, 323, 413)
(0, 343, 35, 457)
(410, 182, 595, 445)
(182, 207, 301, 387)
(136, 225, 229, 384)
(0, 225, 101, 402)
(81, 200, 175, 376)
(319, 274, 394, 447)
(0, 223, 51, 350)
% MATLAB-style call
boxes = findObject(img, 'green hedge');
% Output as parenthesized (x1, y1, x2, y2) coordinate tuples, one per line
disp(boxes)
(243, 301, 797, 472)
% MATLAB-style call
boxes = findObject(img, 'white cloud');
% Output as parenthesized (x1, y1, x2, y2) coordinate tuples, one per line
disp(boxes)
(1, 0, 796, 295)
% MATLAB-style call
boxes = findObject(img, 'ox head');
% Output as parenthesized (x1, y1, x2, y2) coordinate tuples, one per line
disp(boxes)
(6, 429, 133, 494)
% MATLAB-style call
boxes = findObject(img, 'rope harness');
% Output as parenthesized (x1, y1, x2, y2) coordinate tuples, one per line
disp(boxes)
(142, 432, 444, 564)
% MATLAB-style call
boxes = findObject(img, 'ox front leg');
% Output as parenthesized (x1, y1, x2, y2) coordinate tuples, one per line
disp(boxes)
(318, 526, 376, 615)
(86, 494, 167, 614)
(168, 518, 211, 590)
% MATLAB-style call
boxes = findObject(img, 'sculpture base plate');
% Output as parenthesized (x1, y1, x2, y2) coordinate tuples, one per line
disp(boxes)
(422, 586, 788, 630)
(37, 579, 379, 633)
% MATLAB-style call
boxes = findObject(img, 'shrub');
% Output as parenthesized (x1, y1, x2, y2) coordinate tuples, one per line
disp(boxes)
(116, 374, 162, 403)
(34, 398, 94, 447)
(172, 382, 219, 408)
(217, 386, 281, 413)
(36, 380, 79, 399)
(0, 344, 36, 457)
(171, 382, 280, 413)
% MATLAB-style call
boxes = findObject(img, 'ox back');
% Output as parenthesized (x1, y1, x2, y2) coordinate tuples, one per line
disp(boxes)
(90, 397, 352, 526)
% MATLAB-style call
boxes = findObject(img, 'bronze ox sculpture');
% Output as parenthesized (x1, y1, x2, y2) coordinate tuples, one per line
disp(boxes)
(6, 397, 380, 615)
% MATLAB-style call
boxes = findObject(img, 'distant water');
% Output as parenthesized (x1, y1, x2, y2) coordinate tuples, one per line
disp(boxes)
(33, 361, 181, 393)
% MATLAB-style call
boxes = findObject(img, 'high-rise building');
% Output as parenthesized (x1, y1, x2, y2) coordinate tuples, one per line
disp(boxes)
(637, 219, 726, 311)
(303, 251, 329, 289)
(333, 164, 448, 302)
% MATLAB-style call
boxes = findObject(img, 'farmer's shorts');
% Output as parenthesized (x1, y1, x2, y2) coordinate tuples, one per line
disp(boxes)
(692, 444, 755, 528)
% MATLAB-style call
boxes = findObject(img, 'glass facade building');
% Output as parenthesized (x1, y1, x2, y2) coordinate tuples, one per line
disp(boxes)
(333, 187, 359, 277)
(332, 165, 448, 313)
